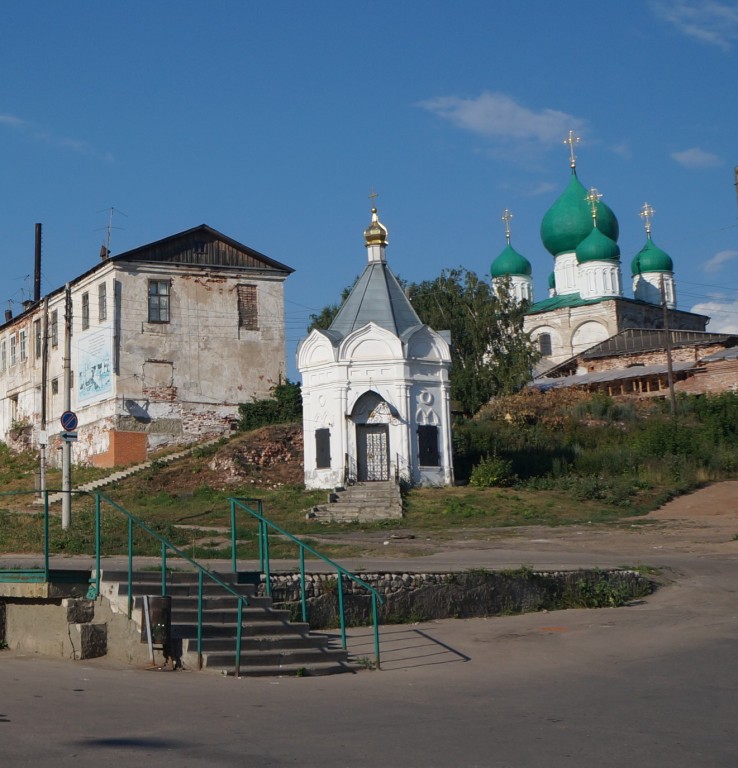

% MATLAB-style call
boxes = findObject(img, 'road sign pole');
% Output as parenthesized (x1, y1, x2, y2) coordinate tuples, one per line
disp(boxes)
(62, 284, 72, 530)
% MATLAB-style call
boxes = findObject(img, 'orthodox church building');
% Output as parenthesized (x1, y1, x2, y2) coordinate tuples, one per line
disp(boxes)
(491, 135, 708, 368)
(297, 207, 453, 490)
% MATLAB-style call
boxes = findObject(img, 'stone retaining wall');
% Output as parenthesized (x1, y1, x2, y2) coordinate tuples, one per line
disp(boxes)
(260, 569, 654, 629)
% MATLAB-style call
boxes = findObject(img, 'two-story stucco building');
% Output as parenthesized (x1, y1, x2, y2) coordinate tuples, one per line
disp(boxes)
(0, 224, 293, 466)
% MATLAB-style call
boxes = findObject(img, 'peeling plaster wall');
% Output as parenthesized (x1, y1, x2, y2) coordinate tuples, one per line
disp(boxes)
(0, 255, 289, 465)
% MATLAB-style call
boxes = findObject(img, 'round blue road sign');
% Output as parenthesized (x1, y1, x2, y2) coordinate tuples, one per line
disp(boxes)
(60, 410, 79, 431)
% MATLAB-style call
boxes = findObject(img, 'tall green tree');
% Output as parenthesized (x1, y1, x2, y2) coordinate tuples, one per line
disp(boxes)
(407, 269, 538, 415)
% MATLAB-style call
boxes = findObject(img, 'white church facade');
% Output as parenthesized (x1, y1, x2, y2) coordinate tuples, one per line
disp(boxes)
(297, 207, 454, 490)
(490, 137, 708, 367)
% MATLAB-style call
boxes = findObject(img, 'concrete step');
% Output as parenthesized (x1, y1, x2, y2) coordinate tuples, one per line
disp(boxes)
(100, 568, 354, 677)
(197, 647, 351, 673)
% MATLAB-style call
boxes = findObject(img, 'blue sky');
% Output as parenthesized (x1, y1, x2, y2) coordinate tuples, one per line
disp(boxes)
(1, 1, 737, 380)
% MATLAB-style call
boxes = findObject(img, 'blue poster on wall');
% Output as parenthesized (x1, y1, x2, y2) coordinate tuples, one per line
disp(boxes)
(76, 323, 113, 405)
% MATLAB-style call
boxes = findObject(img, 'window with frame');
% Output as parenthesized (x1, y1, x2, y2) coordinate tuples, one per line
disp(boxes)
(34, 319, 41, 359)
(538, 333, 552, 357)
(19, 330, 27, 361)
(315, 428, 331, 469)
(148, 280, 170, 323)
(417, 425, 440, 467)
(81, 292, 89, 330)
(10, 335, 16, 366)
(51, 310, 58, 348)
(0, 339, 5, 372)
(51, 377, 59, 395)
(237, 284, 259, 331)
(98, 282, 107, 322)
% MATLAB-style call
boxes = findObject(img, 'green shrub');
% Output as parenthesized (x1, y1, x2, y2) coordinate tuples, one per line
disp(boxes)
(238, 380, 302, 431)
(470, 454, 515, 488)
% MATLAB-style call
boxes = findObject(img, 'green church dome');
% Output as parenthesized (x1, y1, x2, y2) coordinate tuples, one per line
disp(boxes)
(631, 238, 673, 275)
(576, 225, 620, 263)
(491, 243, 532, 278)
(540, 173, 619, 256)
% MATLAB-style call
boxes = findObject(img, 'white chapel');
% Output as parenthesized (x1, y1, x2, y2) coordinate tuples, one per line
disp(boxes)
(297, 206, 454, 490)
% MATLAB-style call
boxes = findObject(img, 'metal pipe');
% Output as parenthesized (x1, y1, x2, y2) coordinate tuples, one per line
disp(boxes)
(161, 543, 167, 596)
(235, 599, 243, 678)
(127, 518, 133, 618)
(197, 570, 204, 670)
(299, 548, 307, 622)
(337, 575, 346, 650)
(230, 499, 237, 573)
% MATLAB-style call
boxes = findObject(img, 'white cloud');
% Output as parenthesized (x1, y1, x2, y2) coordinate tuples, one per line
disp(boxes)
(650, 0, 738, 51)
(0, 111, 102, 157)
(704, 249, 738, 273)
(671, 146, 722, 168)
(0, 113, 28, 128)
(692, 296, 738, 333)
(417, 91, 586, 146)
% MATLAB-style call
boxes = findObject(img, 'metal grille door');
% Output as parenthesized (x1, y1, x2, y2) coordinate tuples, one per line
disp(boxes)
(357, 425, 389, 481)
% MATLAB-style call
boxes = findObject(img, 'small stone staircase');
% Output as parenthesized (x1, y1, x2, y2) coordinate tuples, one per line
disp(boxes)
(35, 439, 219, 506)
(99, 569, 354, 676)
(308, 480, 403, 523)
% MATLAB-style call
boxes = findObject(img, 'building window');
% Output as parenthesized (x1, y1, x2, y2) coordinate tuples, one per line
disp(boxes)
(315, 428, 331, 469)
(10, 335, 16, 366)
(34, 319, 42, 359)
(237, 284, 259, 331)
(193, 240, 207, 254)
(148, 280, 170, 323)
(538, 333, 552, 357)
(98, 282, 107, 322)
(51, 310, 58, 348)
(19, 330, 27, 361)
(417, 425, 440, 467)
(0, 339, 5, 372)
(81, 292, 90, 330)
(51, 377, 59, 395)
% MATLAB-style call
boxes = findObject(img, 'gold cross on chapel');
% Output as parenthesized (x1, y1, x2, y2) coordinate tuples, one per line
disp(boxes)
(640, 202, 654, 237)
(564, 130, 580, 169)
(501, 208, 513, 244)
(586, 187, 602, 222)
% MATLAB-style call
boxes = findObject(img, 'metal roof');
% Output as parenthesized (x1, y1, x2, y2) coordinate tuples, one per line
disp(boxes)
(329, 261, 422, 341)
(530, 360, 696, 392)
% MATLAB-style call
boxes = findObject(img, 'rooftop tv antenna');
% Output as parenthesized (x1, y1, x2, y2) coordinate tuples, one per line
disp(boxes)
(97, 206, 127, 259)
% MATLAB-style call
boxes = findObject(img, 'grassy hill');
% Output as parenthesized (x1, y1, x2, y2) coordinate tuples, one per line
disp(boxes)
(1, 390, 737, 559)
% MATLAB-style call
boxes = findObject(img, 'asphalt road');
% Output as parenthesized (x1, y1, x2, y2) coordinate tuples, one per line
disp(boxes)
(2, 483, 737, 767)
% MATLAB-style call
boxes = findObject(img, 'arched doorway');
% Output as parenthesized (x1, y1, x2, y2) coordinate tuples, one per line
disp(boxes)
(351, 391, 397, 482)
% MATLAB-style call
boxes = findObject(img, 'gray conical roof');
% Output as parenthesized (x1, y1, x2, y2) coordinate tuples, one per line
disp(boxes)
(329, 261, 422, 341)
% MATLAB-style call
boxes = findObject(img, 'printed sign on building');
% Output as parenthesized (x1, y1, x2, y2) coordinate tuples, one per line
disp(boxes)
(76, 322, 113, 405)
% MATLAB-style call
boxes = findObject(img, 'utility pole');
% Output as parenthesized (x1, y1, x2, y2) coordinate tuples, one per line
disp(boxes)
(39, 296, 49, 495)
(62, 283, 72, 529)
(660, 275, 677, 417)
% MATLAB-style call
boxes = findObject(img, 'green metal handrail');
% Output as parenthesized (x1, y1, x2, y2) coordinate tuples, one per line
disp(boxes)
(91, 491, 250, 676)
(0, 489, 250, 677)
(228, 497, 384, 668)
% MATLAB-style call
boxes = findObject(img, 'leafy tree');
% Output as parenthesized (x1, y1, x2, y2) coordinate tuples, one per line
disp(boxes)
(407, 269, 538, 415)
(307, 280, 358, 332)
(238, 379, 303, 431)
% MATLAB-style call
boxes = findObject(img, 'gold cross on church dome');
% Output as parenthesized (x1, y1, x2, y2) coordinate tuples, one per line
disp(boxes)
(564, 130, 580, 169)
(586, 187, 603, 221)
(640, 202, 655, 237)
(501, 208, 513, 244)
(368, 188, 379, 210)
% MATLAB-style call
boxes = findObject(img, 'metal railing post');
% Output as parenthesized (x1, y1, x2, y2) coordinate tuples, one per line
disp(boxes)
(337, 574, 346, 650)
(235, 598, 243, 678)
(43, 490, 50, 581)
(197, 570, 204, 670)
(230, 499, 238, 574)
(372, 593, 381, 669)
(127, 517, 134, 619)
(90, 494, 101, 599)
(263, 521, 271, 597)
(299, 548, 307, 622)
(161, 543, 167, 596)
